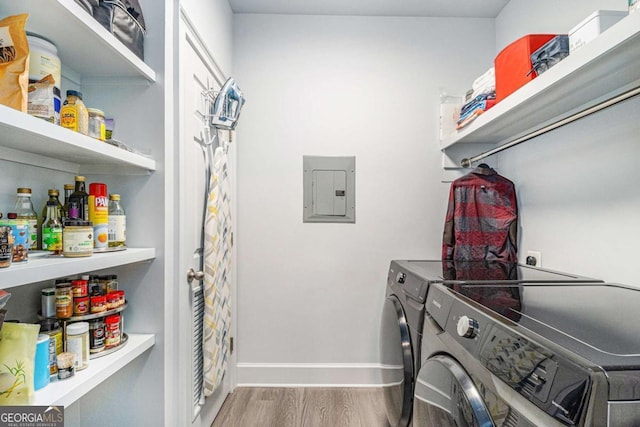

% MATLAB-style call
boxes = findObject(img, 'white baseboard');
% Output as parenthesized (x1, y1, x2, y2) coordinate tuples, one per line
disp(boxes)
(236, 363, 385, 387)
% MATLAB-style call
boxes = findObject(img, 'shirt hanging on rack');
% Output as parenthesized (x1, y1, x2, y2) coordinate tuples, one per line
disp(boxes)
(202, 144, 232, 397)
(442, 165, 518, 262)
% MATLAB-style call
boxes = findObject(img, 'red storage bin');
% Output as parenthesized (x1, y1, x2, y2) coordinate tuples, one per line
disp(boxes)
(494, 34, 556, 102)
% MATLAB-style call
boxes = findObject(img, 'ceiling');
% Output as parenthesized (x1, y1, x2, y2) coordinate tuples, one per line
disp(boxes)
(228, 0, 510, 18)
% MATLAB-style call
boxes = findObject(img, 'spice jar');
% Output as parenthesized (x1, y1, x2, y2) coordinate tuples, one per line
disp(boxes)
(89, 318, 105, 354)
(73, 295, 90, 316)
(106, 292, 120, 310)
(66, 322, 89, 371)
(62, 220, 93, 257)
(55, 282, 73, 319)
(87, 108, 106, 141)
(41, 287, 56, 318)
(104, 314, 121, 349)
(71, 279, 88, 297)
(90, 295, 107, 313)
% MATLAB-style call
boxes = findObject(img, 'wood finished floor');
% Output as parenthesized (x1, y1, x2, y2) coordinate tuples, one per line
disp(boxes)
(211, 387, 390, 427)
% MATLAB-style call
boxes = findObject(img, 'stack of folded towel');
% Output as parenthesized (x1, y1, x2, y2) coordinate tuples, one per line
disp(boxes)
(456, 67, 497, 130)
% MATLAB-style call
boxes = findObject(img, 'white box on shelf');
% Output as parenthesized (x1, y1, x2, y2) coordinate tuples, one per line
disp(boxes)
(569, 10, 628, 53)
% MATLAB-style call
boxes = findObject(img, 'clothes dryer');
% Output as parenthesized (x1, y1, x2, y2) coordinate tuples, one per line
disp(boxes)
(380, 260, 601, 427)
(415, 282, 640, 426)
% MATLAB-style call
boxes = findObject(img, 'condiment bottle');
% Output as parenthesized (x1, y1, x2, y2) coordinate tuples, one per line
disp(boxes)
(42, 201, 63, 254)
(62, 183, 74, 222)
(68, 176, 89, 221)
(14, 187, 38, 250)
(39, 189, 63, 249)
(89, 183, 108, 251)
(60, 90, 89, 135)
(108, 194, 126, 247)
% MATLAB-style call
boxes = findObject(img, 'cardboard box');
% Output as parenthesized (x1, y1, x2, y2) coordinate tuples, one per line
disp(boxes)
(494, 34, 556, 102)
(569, 10, 628, 52)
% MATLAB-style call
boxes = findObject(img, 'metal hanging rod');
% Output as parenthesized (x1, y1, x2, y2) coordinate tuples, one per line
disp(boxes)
(460, 84, 640, 168)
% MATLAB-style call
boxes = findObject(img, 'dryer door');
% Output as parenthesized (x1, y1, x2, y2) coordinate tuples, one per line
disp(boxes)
(380, 295, 414, 427)
(413, 355, 494, 427)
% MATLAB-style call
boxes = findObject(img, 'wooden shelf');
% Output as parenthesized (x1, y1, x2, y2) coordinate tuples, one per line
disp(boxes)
(0, 104, 155, 174)
(33, 333, 155, 407)
(0, 0, 155, 81)
(441, 11, 640, 150)
(0, 248, 155, 289)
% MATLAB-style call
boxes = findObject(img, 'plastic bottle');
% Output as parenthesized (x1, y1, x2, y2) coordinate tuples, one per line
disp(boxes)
(42, 201, 63, 254)
(68, 176, 89, 221)
(60, 90, 89, 135)
(108, 194, 126, 247)
(89, 183, 108, 251)
(14, 188, 38, 250)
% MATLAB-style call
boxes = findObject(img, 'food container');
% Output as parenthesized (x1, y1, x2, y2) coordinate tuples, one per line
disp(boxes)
(105, 314, 121, 349)
(73, 295, 90, 316)
(90, 295, 107, 313)
(0, 226, 12, 268)
(55, 282, 73, 319)
(88, 108, 106, 140)
(40, 318, 63, 375)
(66, 322, 89, 371)
(56, 352, 75, 379)
(568, 10, 628, 52)
(89, 318, 105, 353)
(72, 279, 88, 297)
(62, 220, 94, 257)
(41, 287, 56, 318)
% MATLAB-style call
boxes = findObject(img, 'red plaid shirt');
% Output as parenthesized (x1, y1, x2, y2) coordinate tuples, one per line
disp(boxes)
(442, 166, 518, 262)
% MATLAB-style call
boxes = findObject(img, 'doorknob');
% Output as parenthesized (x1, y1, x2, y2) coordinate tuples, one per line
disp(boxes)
(187, 268, 205, 283)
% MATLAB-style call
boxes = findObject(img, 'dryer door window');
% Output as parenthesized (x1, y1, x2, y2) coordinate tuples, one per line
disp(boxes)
(380, 295, 414, 427)
(413, 355, 494, 427)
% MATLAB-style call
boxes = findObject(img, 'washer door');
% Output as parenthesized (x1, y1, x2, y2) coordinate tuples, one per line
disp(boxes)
(380, 295, 414, 427)
(413, 355, 494, 427)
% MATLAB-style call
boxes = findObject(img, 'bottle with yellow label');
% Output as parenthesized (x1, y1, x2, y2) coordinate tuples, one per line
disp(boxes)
(60, 90, 89, 135)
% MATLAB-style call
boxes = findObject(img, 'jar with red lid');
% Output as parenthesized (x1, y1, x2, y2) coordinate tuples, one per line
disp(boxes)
(106, 292, 120, 310)
(90, 295, 107, 313)
(117, 290, 125, 307)
(71, 279, 88, 297)
(104, 314, 121, 348)
(73, 295, 89, 316)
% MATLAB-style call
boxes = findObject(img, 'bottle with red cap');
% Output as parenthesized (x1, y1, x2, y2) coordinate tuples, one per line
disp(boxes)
(89, 183, 109, 251)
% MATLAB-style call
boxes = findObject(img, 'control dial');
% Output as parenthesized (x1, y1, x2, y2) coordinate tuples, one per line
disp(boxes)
(457, 315, 479, 339)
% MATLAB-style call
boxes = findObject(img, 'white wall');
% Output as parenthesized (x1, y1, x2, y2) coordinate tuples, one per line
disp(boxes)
(181, 0, 234, 74)
(496, 0, 627, 53)
(233, 14, 495, 384)
(494, 1, 640, 286)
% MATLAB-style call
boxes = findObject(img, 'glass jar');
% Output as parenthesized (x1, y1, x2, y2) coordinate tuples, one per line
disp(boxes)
(14, 188, 38, 250)
(104, 314, 121, 349)
(62, 220, 94, 257)
(87, 108, 106, 141)
(108, 194, 126, 247)
(55, 282, 73, 319)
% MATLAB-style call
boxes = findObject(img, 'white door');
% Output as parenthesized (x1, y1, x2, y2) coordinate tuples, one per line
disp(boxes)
(177, 15, 235, 427)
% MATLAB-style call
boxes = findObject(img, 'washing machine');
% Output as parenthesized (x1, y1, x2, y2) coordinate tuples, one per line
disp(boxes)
(414, 281, 640, 426)
(379, 260, 601, 427)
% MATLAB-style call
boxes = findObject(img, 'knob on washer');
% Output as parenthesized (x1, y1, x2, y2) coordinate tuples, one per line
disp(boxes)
(457, 315, 479, 339)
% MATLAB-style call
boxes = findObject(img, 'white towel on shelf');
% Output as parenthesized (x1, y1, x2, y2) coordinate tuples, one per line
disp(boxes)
(202, 144, 232, 397)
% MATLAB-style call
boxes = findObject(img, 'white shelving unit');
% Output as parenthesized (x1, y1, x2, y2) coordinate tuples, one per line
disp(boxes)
(0, 104, 156, 175)
(0, 0, 155, 81)
(0, 248, 155, 289)
(441, 11, 640, 155)
(33, 334, 155, 407)
(0, 0, 158, 411)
